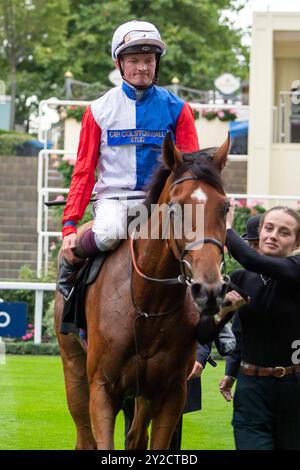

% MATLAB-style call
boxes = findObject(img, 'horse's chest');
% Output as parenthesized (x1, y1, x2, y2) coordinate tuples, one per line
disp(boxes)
(120, 354, 173, 396)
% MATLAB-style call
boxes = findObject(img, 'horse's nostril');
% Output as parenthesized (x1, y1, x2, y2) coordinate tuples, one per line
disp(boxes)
(191, 282, 225, 303)
(191, 282, 203, 299)
(220, 282, 228, 298)
(191, 282, 226, 315)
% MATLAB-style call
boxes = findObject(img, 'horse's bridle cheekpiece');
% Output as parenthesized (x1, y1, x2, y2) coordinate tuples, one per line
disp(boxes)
(130, 174, 227, 287)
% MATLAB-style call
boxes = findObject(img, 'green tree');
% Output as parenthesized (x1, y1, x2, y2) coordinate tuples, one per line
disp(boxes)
(0, 0, 69, 129)
(65, 0, 132, 85)
(65, 0, 248, 89)
(0, 0, 249, 126)
(128, 0, 248, 88)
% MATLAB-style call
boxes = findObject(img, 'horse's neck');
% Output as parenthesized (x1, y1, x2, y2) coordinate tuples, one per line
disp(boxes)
(136, 237, 179, 278)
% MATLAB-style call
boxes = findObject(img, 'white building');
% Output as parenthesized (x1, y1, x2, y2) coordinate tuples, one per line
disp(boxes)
(248, 11, 300, 201)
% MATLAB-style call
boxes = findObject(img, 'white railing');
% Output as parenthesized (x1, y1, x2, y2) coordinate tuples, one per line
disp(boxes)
(0, 282, 56, 344)
(37, 148, 75, 277)
(228, 194, 300, 202)
(38, 99, 90, 144)
(37, 98, 90, 277)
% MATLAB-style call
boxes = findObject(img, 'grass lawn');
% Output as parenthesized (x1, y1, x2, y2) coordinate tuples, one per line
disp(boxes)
(0, 355, 235, 450)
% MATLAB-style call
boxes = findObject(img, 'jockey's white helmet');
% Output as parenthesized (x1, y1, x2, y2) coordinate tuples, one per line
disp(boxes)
(111, 20, 166, 60)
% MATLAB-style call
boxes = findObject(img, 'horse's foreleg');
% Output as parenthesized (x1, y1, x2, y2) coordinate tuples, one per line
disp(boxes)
(126, 397, 151, 450)
(55, 292, 96, 450)
(150, 386, 186, 450)
(89, 372, 119, 450)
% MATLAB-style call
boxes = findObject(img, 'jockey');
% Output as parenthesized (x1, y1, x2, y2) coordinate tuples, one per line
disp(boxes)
(58, 20, 199, 300)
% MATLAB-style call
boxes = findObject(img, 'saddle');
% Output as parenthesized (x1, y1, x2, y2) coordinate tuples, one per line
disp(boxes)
(60, 252, 107, 335)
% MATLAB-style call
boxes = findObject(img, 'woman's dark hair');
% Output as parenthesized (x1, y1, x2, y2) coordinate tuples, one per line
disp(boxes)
(259, 206, 300, 244)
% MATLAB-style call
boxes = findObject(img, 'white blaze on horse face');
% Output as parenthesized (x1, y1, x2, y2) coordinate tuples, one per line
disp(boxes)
(191, 188, 207, 204)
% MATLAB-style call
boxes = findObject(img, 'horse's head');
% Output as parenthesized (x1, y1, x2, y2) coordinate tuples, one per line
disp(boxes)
(161, 132, 230, 316)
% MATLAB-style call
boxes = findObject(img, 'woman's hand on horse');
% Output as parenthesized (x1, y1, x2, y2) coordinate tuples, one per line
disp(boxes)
(223, 290, 249, 313)
(62, 233, 81, 263)
(187, 361, 204, 381)
(215, 290, 250, 324)
(219, 375, 235, 402)
(226, 198, 235, 229)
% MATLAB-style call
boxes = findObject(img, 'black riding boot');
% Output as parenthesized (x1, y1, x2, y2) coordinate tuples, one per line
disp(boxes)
(57, 228, 101, 301)
(57, 256, 84, 301)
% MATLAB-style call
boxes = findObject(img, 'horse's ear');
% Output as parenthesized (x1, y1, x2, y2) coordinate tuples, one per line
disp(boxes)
(212, 133, 230, 171)
(162, 131, 182, 169)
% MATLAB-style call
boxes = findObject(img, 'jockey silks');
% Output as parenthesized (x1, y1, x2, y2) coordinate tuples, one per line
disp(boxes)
(62, 81, 199, 236)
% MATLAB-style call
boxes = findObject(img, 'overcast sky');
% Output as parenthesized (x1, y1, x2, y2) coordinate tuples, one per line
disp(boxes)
(226, 0, 300, 44)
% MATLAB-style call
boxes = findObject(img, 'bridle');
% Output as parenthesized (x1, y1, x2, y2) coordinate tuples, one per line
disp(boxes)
(130, 174, 228, 286)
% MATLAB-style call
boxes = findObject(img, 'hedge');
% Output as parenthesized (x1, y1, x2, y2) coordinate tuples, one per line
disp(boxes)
(5, 341, 60, 355)
(0, 130, 32, 156)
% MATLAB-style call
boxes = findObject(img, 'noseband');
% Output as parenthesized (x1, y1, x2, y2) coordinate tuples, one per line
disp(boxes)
(130, 174, 227, 286)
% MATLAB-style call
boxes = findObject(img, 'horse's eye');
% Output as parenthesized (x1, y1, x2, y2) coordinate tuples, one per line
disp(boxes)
(220, 203, 230, 216)
(224, 200, 231, 214)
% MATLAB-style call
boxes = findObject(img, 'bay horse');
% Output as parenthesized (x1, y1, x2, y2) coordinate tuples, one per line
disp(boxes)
(54, 133, 230, 450)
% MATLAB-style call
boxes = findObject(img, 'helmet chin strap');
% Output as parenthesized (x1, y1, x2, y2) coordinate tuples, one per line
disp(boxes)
(124, 79, 153, 90)
(117, 54, 160, 90)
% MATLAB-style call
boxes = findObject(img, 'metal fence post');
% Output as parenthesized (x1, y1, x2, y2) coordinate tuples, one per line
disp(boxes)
(34, 290, 43, 344)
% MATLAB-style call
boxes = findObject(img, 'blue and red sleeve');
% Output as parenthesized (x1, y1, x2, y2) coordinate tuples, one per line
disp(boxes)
(175, 102, 199, 152)
(62, 105, 101, 238)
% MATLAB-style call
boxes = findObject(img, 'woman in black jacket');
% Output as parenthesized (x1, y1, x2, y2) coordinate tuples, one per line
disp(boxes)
(220, 214, 262, 398)
(220, 205, 300, 450)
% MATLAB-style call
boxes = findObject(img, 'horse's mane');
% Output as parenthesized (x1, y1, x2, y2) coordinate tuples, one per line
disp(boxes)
(143, 148, 224, 212)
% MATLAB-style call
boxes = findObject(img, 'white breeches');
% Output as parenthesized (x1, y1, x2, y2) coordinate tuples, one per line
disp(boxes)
(92, 197, 144, 251)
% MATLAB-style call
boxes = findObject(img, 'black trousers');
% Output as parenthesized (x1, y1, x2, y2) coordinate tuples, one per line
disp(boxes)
(123, 399, 183, 450)
(233, 372, 300, 450)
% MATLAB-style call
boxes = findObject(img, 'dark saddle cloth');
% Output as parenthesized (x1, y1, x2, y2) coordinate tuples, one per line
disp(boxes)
(60, 252, 107, 335)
